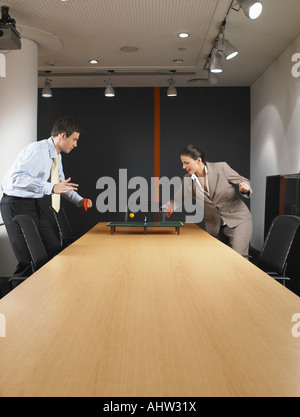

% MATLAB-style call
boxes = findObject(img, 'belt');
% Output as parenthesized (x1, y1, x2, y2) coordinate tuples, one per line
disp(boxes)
(2, 193, 38, 202)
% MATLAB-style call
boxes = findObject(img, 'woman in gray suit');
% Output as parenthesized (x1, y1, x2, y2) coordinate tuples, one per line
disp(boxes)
(166, 144, 253, 257)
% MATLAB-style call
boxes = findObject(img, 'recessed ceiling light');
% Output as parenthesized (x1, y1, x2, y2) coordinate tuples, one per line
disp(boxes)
(187, 78, 208, 86)
(120, 46, 138, 53)
(89, 59, 99, 64)
(178, 32, 190, 39)
(173, 59, 183, 64)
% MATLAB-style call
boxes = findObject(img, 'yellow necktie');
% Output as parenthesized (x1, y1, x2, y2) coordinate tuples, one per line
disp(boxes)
(51, 156, 60, 212)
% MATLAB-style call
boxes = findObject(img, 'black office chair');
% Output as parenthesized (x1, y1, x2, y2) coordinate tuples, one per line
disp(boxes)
(9, 214, 49, 289)
(257, 215, 300, 287)
(49, 206, 77, 248)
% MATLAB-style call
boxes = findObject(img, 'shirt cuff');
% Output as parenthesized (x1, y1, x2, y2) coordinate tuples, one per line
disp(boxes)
(44, 182, 55, 195)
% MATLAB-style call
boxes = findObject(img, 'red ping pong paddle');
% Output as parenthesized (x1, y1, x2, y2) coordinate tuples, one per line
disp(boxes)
(84, 198, 88, 211)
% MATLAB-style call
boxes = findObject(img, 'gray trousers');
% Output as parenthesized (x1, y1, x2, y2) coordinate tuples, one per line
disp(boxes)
(222, 219, 253, 257)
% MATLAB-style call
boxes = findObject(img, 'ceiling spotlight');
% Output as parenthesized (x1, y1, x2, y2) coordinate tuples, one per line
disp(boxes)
(167, 78, 177, 97)
(210, 49, 223, 73)
(89, 59, 99, 64)
(178, 32, 190, 39)
(105, 72, 115, 97)
(173, 59, 183, 64)
(42, 71, 52, 98)
(204, 53, 220, 84)
(105, 81, 115, 97)
(237, 0, 263, 20)
(223, 39, 238, 60)
(219, 20, 238, 60)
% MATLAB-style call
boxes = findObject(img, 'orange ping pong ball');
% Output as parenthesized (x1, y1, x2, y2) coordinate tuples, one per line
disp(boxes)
(129, 213, 135, 218)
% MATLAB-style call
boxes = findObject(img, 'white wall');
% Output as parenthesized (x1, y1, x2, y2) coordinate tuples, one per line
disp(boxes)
(251, 34, 300, 250)
(0, 39, 38, 276)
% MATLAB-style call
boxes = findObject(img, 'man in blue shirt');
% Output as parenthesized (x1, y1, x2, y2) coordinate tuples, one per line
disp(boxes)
(1, 116, 92, 277)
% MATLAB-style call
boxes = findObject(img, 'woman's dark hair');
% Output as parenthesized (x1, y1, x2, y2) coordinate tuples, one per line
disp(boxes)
(51, 116, 83, 137)
(180, 144, 206, 163)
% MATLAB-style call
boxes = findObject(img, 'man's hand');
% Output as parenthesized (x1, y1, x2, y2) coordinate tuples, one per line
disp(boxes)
(163, 203, 173, 217)
(53, 177, 79, 194)
(239, 182, 251, 194)
(79, 198, 93, 209)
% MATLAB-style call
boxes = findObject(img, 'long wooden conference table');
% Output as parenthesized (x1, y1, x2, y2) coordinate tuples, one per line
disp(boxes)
(0, 222, 300, 397)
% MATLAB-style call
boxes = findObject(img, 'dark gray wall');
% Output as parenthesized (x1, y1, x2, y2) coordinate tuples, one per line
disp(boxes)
(160, 87, 250, 178)
(38, 86, 250, 236)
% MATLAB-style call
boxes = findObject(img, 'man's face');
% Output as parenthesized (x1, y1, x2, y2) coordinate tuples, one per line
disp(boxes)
(59, 132, 80, 153)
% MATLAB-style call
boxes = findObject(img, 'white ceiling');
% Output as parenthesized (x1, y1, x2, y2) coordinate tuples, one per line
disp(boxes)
(1, 0, 300, 89)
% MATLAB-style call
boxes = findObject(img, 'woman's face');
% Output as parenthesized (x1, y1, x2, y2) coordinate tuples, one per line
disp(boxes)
(180, 154, 202, 175)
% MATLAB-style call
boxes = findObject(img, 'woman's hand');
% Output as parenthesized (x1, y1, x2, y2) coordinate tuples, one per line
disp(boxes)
(164, 203, 173, 217)
(239, 182, 251, 194)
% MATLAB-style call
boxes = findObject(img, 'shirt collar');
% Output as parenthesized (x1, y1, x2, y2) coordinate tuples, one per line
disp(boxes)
(191, 165, 208, 181)
(47, 137, 59, 159)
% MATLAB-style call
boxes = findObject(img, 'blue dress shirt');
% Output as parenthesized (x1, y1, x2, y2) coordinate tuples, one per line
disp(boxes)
(1, 138, 83, 206)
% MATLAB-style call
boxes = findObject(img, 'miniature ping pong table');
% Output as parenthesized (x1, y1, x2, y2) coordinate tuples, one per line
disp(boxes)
(107, 220, 184, 235)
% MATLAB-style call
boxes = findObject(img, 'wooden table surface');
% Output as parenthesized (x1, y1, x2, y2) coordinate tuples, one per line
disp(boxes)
(0, 222, 300, 397)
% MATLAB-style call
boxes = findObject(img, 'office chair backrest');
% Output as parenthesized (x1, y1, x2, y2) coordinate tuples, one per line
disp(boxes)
(258, 215, 300, 275)
(13, 214, 48, 272)
(49, 206, 74, 247)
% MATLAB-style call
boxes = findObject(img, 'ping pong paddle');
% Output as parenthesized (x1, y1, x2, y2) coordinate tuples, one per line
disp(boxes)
(84, 198, 88, 211)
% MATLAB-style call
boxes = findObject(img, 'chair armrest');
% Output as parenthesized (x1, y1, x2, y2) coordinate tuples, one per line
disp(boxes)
(9, 276, 28, 290)
(266, 272, 290, 281)
(273, 276, 291, 282)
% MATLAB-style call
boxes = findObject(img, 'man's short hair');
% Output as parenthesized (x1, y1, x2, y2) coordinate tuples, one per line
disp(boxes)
(51, 116, 83, 137)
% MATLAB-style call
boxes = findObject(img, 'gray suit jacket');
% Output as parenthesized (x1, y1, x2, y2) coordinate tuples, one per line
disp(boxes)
(180, 162, 252, 236)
